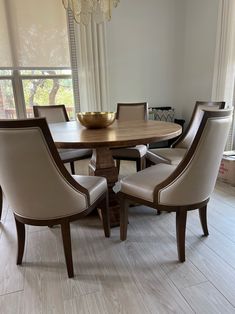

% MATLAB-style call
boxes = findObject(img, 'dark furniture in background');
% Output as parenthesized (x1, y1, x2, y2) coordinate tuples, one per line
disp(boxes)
(148, 106, 185, 148)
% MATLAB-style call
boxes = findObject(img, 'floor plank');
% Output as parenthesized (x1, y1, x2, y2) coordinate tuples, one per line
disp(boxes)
(21, 229, 65, 314)
(181, 282, 235, 314)
(0, 291, 23, 314)
(185, 230, 235, 307)
(88, 220, 194, 313)
(187, 208, 235, 269)
(0, 221, 25, 296)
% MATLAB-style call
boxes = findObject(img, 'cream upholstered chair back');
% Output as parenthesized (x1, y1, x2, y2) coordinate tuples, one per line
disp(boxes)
(0, 118, 109, 278)
(157, 109, 232, 206)
(174, 101, 225, 149)
(112, 102, 148, 172)
(116, 103, 148, 121)
(0, 118, 89, 220)
(33, 104, 92, 175)
(33, 105, 69, 123)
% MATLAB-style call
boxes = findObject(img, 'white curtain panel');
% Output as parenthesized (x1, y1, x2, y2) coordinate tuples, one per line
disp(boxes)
(75, 17, 110, 112)
(212, 0, 235, 149)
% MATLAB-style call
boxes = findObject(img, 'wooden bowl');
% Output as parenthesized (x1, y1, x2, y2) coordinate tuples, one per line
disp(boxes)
(77, 111, 116, 129)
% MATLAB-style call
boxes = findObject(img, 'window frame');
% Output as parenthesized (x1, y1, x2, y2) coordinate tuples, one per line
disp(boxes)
(0, 68, 74, 119)
(0, 11, 80, 120)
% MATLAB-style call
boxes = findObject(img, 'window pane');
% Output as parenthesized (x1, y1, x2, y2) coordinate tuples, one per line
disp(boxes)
(0, 70, 12, 76)
(22, 77, 75, 119)
(0, 79, 17, 119)
(20, 69, 72, 75)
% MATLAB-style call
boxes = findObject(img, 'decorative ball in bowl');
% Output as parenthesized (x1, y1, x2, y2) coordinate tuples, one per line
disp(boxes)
(77, 111, 116, 129)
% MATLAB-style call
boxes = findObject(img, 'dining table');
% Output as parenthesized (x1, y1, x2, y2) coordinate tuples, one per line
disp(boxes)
(49, 119, 182, 226)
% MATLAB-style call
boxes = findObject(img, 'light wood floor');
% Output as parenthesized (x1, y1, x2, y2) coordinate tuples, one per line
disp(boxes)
(1, 160, 235, 314)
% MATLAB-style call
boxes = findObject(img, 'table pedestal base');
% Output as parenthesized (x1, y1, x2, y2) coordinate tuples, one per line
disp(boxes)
(89, 147, 120, 227)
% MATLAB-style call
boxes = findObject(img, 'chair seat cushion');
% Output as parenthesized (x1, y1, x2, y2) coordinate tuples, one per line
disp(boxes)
(58, 148, 92, 163)
(147, 148, 187, 165)
(112, 145, 147, 159)
(73, 175, 107, 205)
(120, 164, 177, 202)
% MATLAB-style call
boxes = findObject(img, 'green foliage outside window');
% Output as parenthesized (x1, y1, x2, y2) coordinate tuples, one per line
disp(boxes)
(0, 69, 75, 119)
(23, 78, 74, 107)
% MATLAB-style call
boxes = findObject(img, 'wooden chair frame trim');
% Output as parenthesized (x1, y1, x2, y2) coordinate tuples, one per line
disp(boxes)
(117, 191, 209, 213)
(118, 190, 209, 262)
(14, 190, 110, 278)
(172, 101, 225, 148)
(0, 118, 90, 203)
(118, 109, 232, 262)
(14, 191, 108, 226)
(0, 118, 110, 277)
(153, 109, 231, 202)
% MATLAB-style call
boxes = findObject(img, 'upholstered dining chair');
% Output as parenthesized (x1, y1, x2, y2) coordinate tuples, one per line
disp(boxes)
(0, 118, 110, 278)
(112, 102, 148, 172)
(146, 101, 225, 166)
(118, 109, 232, 262)
(33, 105, 92, 174)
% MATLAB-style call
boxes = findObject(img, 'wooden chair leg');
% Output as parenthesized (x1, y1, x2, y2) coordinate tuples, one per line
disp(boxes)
(156, 209, 161, 215)
(70, 162, 75, 175)
(61, 221, 74, 278)
(136, 156, 146, 172)
(100, 193, 110, 238)
(120, 197, 129, 241)
(116, 160, 121, 173)
(176, 208, 187, 262)
(136, 159, 141, 172)
(0, 186, 2, 221)
(14, 217, 25, 265)
(141, 156, 146, 170)
(199, 205, 209, 236)
(146, 158, 154, 168)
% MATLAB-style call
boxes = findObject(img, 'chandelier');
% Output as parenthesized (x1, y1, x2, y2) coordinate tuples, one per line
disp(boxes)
(62, 0, 120, 25)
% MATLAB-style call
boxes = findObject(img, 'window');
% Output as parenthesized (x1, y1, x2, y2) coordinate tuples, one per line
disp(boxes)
(0, 70, 16, 119)
(21, 70, 75, 119)
(0, 0, 76, 119)
(0, 69, 75, 120)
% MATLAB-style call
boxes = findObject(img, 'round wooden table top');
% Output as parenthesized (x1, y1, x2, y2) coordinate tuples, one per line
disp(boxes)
(49, 120, 182, 149)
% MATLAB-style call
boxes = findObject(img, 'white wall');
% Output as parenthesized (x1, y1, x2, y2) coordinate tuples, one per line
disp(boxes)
(106, 0, 186, 113)
(106, 0, 220, 123)
(177, 0, 220, 122)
